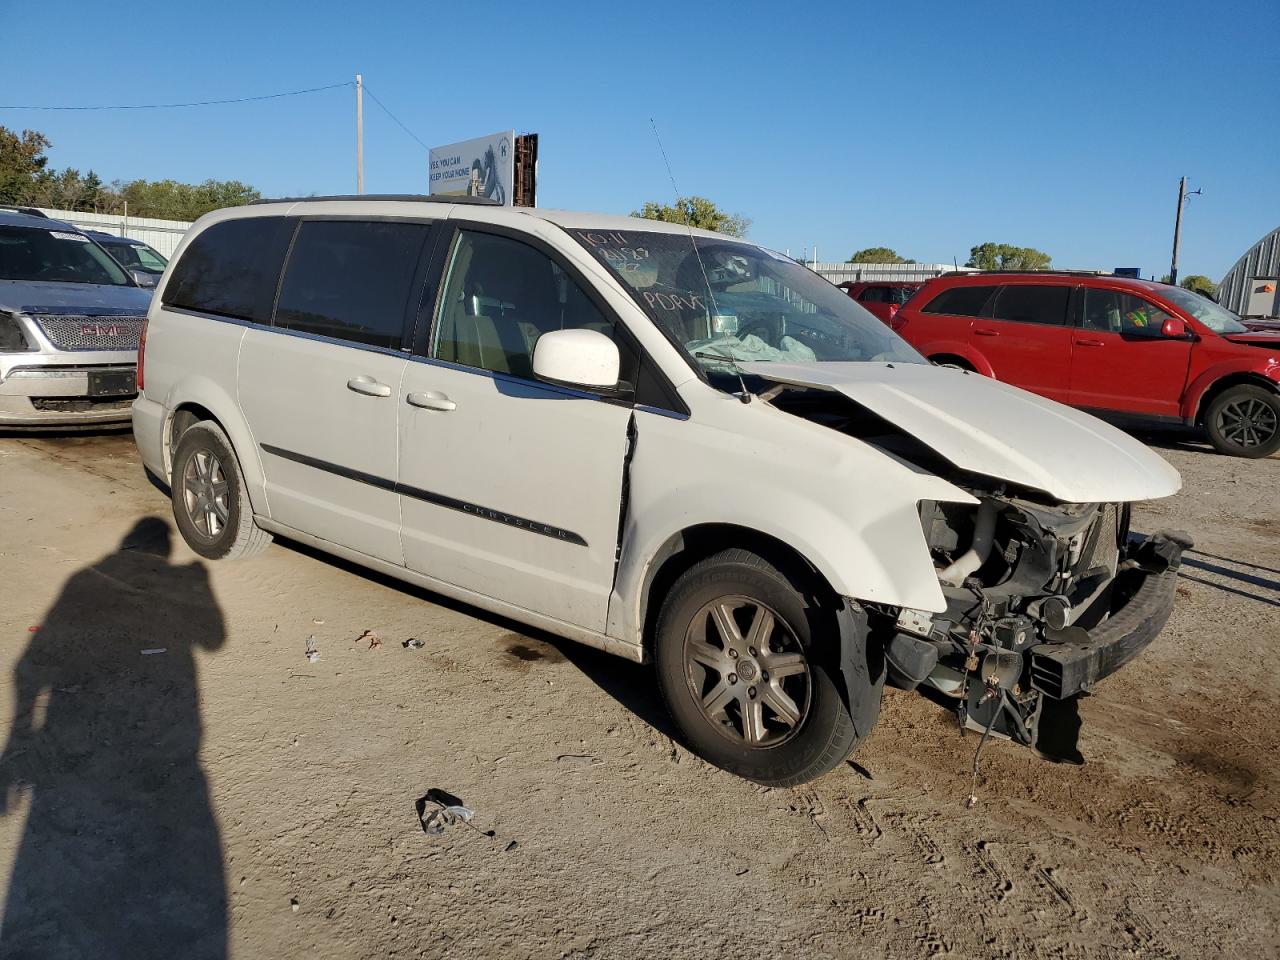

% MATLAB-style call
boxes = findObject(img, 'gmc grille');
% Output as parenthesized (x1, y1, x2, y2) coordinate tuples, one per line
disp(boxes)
(33, 315, 146, 351)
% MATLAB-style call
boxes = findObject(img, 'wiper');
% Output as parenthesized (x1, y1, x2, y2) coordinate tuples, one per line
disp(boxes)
(694, 349, 752, 404)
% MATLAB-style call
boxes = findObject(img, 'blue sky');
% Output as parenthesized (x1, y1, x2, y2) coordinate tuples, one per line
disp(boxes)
(3, 0, 1277, 280)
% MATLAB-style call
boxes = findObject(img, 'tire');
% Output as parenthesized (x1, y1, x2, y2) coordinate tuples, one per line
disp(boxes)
(931, 355, 975, 372)
(1204, 385, 1280, 459)
(654, 548, 865, 786)
(170, 420, 272, 560)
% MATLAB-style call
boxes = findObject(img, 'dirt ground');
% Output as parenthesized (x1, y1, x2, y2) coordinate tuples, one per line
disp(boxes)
(0, 428, 1275, 959)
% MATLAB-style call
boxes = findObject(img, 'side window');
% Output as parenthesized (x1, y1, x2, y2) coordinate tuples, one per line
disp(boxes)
(859, 286, 889, 303)
(431, 230, 625, 383)
(921, 285, 996, 317)
(989, 285, 1070, 326)
(275, 220, 431, 349)
(163, 217, 294, 323)
(1081, 289, 1173, 337)
(889, 286, 916, 305)
(107, 243, 141, 268)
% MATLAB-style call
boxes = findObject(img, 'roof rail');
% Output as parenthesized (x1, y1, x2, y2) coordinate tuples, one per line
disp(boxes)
(0, 204, 50, 218)
(946, 268, 1117, 278)
(249, 193, 500, 206)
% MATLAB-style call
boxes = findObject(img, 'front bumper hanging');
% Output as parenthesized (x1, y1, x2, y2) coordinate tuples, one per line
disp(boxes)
(1028, 529, 1193, 700)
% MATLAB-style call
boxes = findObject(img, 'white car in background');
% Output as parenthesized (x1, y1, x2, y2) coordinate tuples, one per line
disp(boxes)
(132, 196, 1189, 785)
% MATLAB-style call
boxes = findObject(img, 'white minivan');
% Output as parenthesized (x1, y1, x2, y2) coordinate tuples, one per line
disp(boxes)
(133, 196, 1190, 785)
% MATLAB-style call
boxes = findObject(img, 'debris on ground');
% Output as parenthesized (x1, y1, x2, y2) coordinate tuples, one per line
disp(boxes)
(305, 636, 321, 663)
(416, 787, 475, 836)
(27, 625, 39, 633)
(289, 897, 299, 912)
(403, 637, 426, 650)
(355, 629, 382, 650)
(313, 618, 325, 625)
(140, 648, 167, 655)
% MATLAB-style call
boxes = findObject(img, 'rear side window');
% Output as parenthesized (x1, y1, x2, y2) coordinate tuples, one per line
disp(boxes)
(275, 220, 431, 349)
(990, 285, 1070, 326)
(859, 286, 889, 303)
(921, 285, 996, 317)
(163, 217, 294, 323)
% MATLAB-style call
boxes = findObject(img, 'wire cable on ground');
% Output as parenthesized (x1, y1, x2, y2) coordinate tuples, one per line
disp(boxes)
(0, 81, 353, 111)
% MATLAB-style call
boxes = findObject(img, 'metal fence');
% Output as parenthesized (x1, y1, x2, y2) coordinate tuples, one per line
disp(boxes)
(36, 207, 192, 258)
(810, 262, 973, 284)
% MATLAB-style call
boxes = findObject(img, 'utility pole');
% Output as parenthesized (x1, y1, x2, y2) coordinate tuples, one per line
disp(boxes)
(355, 73, 364, 195)
(1169, 176, 1201, 286)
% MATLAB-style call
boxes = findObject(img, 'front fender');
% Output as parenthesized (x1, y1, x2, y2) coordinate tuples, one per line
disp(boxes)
(1181, 359, 1280, 421)
(606, 405, 977, 646)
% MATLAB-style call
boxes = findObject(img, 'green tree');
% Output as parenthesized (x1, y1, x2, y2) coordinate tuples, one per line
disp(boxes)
(0, 127, 52, 204)
(966, 242, 1052, 271)
(848, 246, 909, 264)
(1180, 275, 1217, 298)
(118, 178, 261, 221)
(632, 196, 750, 237)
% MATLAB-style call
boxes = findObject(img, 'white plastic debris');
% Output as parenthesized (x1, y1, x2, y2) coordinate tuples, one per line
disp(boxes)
(305, 636, 321, 663)
(420, 804, 475, 837)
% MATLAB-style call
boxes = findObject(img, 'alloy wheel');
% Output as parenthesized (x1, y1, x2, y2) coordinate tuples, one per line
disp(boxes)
(181, 448, 230, 539)
(1217, 397, 1279, 449)
(682, 595, 811, 747)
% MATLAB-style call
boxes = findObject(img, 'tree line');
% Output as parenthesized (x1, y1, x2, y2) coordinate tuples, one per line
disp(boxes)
(0, 126, 260, 221)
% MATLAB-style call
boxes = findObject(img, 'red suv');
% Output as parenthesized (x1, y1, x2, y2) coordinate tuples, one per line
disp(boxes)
(837, 281, 922, 325)
(894, 273, 1280, 457)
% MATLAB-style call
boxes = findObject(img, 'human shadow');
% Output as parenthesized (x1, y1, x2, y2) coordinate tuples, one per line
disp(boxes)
(0, 518, 227, 959)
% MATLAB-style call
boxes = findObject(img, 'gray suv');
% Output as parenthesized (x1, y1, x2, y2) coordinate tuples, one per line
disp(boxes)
(0, 207, 153, 427)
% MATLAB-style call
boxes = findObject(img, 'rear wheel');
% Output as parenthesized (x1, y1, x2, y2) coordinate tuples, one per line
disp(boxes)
(170, 420, 272, 559)
(1205, 385, 1280, 458)
(654, 548, 865, 785)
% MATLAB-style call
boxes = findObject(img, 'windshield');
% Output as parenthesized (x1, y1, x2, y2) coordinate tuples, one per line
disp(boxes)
(571, 229, 924, 380)
(1159, 285, 1246, 334)
(0, 225, 132, 286)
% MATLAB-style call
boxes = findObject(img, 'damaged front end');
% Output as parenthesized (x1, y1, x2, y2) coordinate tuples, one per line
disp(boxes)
(883, 493, 1192, 763)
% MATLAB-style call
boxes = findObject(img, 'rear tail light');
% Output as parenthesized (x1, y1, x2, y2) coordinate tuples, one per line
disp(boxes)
(136, 319, 148, 391)
(888, 306, 906, 331)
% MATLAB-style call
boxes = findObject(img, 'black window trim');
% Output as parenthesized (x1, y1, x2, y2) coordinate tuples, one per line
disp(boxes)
(415, 219, 688, 417)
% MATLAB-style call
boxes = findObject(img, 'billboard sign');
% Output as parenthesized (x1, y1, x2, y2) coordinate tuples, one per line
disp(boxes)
(429, 131, 514, 206)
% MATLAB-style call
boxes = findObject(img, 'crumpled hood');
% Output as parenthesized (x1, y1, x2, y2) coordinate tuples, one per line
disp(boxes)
(1221, 330, 1280, 351)
(0, 279, 152, 315)
(741, 361, 1182, 503)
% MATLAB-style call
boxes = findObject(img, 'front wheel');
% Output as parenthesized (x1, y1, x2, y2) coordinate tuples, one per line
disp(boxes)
(1205, 385, 1280, 458)
(654, 548, 867, 785)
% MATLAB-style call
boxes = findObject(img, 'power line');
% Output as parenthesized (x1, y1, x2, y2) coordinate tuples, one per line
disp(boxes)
(0, 81, 354, 111)
(361, 85, 430, 151)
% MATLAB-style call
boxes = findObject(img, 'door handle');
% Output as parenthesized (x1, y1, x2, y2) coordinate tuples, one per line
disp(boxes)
(974, 328, 1000, 336)
(406, 390, 457, 412)
(1074, 338, 1105, 347)
(347, 376, 392, 397)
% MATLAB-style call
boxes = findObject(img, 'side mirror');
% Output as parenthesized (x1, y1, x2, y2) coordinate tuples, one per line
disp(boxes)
(1161, 316, 1188, 339)
(532, 328, 620, 390)
(131, 270, 158, 288)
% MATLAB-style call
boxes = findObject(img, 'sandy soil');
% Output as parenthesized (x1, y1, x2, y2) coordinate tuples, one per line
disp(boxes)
(0, 429, 1276, 959)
